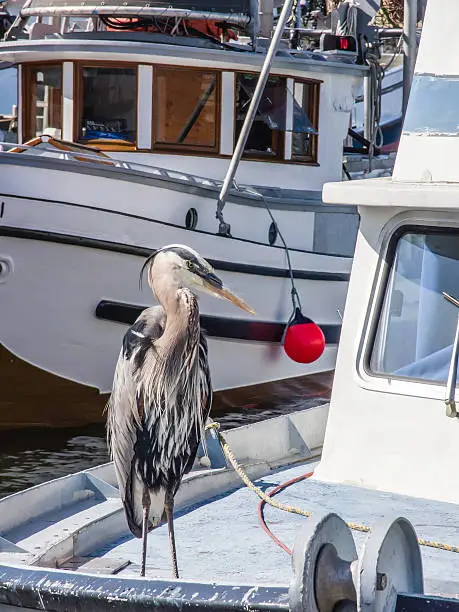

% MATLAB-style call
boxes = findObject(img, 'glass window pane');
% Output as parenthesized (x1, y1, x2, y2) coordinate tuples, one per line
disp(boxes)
(292, 80, 318, 160)
(25, 65, 62, 141)
(370, 230, 459, 383)
(79, 66, 136, 145)
(235, 73, 285, 158)
(154, 68, 218, 149)
(0, 67, 18, 144)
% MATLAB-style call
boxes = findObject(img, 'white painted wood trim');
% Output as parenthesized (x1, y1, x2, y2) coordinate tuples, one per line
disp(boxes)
(284, 78, 294, 160)
(17, 64, 23, 144)
(62, 62, 73, 141)
(220, 71, 235, 156)
(137, 64, 153, 150)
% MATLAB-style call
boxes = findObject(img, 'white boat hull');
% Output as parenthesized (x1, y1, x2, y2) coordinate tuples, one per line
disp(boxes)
(0, 154, 353, 396)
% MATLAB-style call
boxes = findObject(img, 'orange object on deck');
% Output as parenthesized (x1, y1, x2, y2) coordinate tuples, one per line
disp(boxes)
(104, 17, 238, 41)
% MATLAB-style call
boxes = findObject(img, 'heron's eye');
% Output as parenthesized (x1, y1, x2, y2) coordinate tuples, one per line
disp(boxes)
(186, 260, 193, 270)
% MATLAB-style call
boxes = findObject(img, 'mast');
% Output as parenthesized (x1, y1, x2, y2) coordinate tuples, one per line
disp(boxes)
(215, 0, 294, 236)
(402, 0, 418, 116)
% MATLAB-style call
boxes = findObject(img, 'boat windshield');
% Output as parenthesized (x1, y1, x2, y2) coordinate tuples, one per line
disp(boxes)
(370, 229, 459, 383)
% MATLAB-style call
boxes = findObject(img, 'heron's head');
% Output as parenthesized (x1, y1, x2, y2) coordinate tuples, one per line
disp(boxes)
(141, 244, 255, 314)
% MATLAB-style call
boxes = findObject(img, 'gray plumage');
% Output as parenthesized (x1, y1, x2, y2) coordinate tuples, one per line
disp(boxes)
(106, 244, 253, 578)
(107, 300, 210, 536)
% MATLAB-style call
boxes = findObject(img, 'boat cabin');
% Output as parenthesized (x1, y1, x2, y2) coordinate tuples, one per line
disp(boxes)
(319, 0, 459, 506)
(0, 0, 366, 191)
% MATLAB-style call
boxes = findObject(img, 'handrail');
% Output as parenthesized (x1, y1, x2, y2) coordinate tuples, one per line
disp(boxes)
(20, 6, 251, 24)
(0, 141, 261, 195)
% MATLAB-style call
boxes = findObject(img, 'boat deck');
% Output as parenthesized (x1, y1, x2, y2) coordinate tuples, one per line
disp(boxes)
(2, 405, 459, 601)
(96, 461, 459, 595)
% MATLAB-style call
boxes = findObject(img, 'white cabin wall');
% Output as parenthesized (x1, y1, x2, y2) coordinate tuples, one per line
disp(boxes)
(315, 205, 459, 506)
(315, 72, 360, 183)
(62, 61, 73, 141)
(220, 71, 235, 156)
(109, 153, 313, 189)
(284, 78, 294, 161)
(393, 0, 459, 183)
(17, 64, 23, 144)
(137, 64, 153, 150)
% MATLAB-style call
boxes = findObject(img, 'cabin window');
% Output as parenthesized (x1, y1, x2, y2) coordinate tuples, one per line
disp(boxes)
(153, 67, 219, 151)
(235, 74, 319, 162)
(291, 79, 319, 162)
(77, 66, 137, 146)
(235, 73, 285, 159)
(23, 64, 62, 142)
(370, 229, 459, 384)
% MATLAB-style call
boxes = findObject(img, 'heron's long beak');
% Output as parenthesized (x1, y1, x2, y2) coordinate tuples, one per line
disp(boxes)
(202, 272, 255, 314)
(212, 285, 256, 314)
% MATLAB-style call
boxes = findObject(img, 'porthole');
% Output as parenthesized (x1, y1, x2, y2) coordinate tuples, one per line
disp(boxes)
(0, 256, 13, 283)
(185, 208, 198, 231)
(268, 221, 278, 246)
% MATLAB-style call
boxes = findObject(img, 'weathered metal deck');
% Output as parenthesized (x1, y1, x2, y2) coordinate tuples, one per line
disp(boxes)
(89, 462, 459, 594)
(1, 406, 459, 610)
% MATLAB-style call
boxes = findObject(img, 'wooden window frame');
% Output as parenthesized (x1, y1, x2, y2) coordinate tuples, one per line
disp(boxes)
(290, 77, 320, 164)
(233, 72, 320, 165)
(22, 62, 63, 144)
(151, 65, 221, 155)
(73, 61, 138, 152)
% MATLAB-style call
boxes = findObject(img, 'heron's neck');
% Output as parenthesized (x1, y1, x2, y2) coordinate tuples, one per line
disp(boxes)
(154, 284, 198, 342)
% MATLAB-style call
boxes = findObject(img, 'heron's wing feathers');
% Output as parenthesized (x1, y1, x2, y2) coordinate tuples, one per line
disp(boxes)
(108, 294, 213, 538)
(135, 317, 210, 491)
(107, 306, 166, 536)
(183, 332, 212, 476)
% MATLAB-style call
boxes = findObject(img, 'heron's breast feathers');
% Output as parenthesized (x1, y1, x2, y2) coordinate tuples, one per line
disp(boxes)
(130, 292, 210, 490)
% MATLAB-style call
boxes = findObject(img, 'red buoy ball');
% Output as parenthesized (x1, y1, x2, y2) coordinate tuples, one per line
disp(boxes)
(283, 309, 325, 364)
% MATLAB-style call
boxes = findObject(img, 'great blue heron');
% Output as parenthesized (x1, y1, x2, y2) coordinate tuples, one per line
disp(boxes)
(107, 244, 254, 579)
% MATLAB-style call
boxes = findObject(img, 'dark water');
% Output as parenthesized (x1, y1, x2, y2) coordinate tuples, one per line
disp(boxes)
(0, 379, 330, 499)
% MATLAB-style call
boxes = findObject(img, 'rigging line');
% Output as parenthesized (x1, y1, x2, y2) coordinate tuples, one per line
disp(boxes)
(206, 423, 459, 557)
(383, 34, 403, 73)
(364, 41, 384, 164)
(257, 472, 314, 555)
(243, 186, 302, 313)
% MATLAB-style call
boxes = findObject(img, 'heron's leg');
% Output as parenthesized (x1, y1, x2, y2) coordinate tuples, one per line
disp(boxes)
(140, 486, 150, 577)
(165, 490, 179, 579)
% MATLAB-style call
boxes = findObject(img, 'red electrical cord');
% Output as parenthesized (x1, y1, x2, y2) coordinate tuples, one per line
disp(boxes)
(257, 471, 314, 555)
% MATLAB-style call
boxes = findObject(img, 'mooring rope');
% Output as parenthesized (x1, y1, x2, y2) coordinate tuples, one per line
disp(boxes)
(205, 422, 459, 555)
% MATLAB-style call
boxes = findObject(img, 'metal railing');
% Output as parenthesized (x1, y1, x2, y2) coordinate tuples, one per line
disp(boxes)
(0, 140, 258, 195)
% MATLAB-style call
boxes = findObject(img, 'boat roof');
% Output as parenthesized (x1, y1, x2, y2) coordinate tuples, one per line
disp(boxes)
(0, 36, 367, 77)
(0, 0, 368, 75)
(323, 176, 459, 208)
